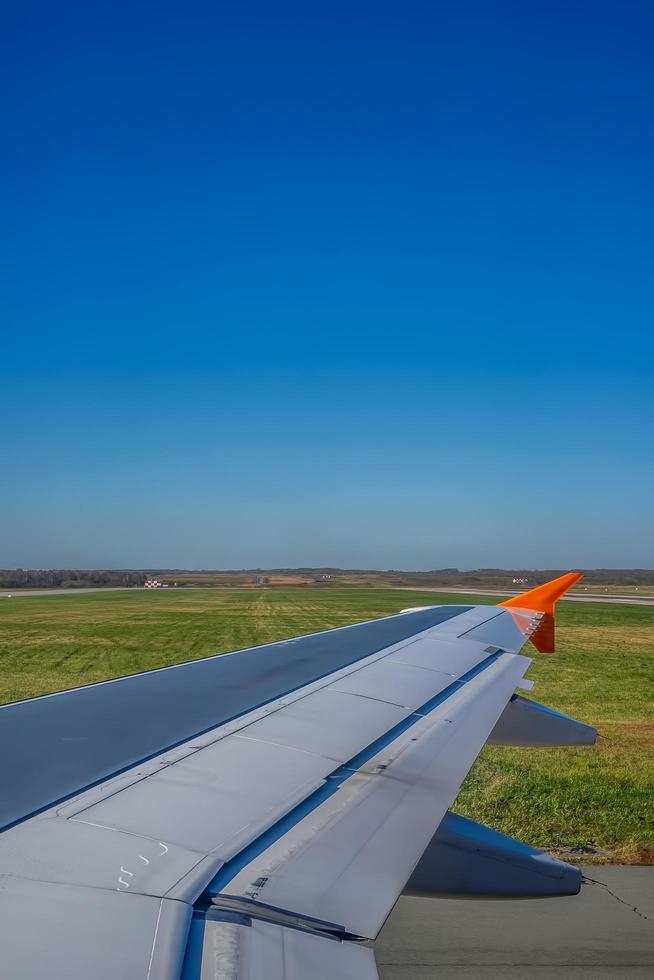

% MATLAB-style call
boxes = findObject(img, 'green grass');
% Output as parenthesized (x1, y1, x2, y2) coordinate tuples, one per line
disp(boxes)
(1, 587, 652, 862)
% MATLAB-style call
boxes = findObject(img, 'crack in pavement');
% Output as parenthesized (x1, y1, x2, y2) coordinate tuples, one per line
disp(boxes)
(582, 874, 651, 922)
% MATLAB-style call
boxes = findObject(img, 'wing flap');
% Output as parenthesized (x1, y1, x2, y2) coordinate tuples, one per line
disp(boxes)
(208, 652, 529, 940)
(181, 914, 379, 980)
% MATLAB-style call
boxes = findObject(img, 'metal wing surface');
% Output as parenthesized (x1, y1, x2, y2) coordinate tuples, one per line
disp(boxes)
(0, 576, 593, 978)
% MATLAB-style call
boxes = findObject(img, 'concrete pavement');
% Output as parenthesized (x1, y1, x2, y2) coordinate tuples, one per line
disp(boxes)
(376, 866, 654, 978)
(395, 587, 654, 606)
(3, 585, 654, 604)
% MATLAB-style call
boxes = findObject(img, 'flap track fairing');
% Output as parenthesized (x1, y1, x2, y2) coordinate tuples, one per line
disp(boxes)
(488, 694, 597, 747)
(404, 811, 581, 899)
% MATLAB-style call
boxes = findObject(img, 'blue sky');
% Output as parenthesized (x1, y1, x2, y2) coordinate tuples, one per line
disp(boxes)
(2, 1, 653, 569)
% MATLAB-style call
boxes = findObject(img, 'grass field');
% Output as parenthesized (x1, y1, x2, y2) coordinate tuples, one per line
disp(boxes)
(1, 587, 652, 862)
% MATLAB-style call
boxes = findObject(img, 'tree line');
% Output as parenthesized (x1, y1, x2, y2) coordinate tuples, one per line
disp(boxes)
(0, 569, 145, 589)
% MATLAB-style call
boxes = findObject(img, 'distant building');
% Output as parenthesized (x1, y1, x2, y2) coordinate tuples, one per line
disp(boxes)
(144, 578, 163, 588)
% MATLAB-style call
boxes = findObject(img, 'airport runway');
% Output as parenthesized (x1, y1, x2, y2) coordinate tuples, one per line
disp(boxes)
(3, 585, 654, 604)
(396, 586, 654, 606)
(377, 866, 654, 978)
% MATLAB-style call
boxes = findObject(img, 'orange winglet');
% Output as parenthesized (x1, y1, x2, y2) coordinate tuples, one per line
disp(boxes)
(499, 571, 583, 653)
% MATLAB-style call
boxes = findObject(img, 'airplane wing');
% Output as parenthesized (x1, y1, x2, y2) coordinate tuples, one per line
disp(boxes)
(0, 573, 595, 979)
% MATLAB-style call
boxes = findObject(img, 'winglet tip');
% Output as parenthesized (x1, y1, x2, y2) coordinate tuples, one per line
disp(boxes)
(499, 571, 584, 654)
(499, 571, 584, 615)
